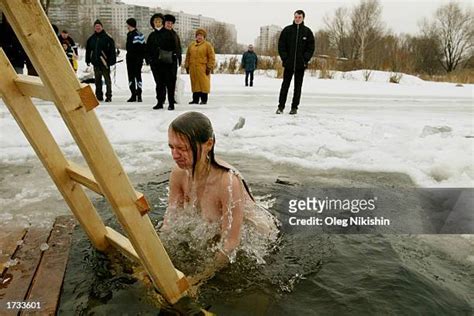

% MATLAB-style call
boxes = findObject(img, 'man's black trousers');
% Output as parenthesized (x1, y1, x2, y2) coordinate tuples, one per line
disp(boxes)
(278, 67, 305, 110)
(94, 65, 112, 100)
(126, 57, 143, 97)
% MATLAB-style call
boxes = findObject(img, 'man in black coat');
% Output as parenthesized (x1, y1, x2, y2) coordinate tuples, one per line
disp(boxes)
(125, 18, 146, 102)
(164, 14, 182, 108)
(147, 13, 178, 110)
(276, 10, 315, 115)
(85, 20, 116, 102)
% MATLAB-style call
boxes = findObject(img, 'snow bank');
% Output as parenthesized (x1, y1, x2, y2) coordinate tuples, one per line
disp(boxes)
(1, 52, 473, 192)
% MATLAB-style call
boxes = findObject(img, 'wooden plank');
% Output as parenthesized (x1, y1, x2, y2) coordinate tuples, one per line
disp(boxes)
(14, 75, 54, 101)
(0, 228, 27, 276)
(66, 161, 150, 215)
(104, 226, 186, 280)
(135, 193, 150, 215)
(0, 228, 50, 313)
(0, 49, 108, 251)
(105, 226, 140, 262)
(1, 1, 187, 303)
(77, 84, 99, 112)
(22, 216, 76, 316)
(65, 161, 102, 194)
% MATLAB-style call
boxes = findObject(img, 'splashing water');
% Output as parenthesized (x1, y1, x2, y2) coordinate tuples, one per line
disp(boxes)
(157, 170, 280, 277)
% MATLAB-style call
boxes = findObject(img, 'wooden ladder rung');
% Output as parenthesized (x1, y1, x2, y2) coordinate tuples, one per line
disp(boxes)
(13, 76, 98, 112)
(104, 226, 140, 262)
(105, 226, 186, 280)
(66, 161, 101, 194)
(65, 161, 150, 215)
(14, 75, 54, 101)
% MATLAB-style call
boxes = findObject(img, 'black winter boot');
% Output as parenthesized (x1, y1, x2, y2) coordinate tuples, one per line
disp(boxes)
(189, 92, 199, 104)
(137, 90, 142, 102)
(200, 93, 208, 105)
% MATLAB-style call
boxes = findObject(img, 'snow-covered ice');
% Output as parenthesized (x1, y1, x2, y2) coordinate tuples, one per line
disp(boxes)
(0, 53, 473, 226)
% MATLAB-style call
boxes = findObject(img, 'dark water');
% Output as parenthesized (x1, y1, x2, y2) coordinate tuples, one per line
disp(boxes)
(58, 156, 473, 315)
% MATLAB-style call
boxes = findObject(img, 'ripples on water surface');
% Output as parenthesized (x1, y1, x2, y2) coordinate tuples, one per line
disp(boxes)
(58, 165, 473, 315)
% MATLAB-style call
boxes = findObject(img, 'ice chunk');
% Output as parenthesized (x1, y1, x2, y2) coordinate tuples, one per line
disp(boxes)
(40, 243, 49, 251)
(420, 125, 452, 138)
(232, 117, 246, 131)
(4, 258, 19, 268)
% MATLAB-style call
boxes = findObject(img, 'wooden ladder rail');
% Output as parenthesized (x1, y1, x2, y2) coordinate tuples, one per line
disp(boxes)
(0, 0, 188, 304)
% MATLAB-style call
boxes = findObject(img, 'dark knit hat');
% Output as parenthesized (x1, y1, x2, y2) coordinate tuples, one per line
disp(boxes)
(126, 18, 137, 28)
(94, 19, 103, 26)
(149, 13, 164, 28)
(195, 28, 207, 37)
(164, 14, 176, 24)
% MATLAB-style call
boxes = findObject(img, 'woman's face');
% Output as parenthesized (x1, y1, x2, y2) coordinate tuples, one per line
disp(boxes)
(195, 34, 204, 42)
(154, 18, 163, 29)
(168, 129, 194, 170)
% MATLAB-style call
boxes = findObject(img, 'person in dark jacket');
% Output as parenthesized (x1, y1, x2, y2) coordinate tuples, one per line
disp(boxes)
(59, 30, 78, 55)
(85, 19, 116, 102)
(0, 14, 26, 74)
(125, 18, 146, 102)
(164, 14, 182, 107)
(276, 10, 315, 115)
(147, 13, 178, 110)
(241, 44, 258, 87)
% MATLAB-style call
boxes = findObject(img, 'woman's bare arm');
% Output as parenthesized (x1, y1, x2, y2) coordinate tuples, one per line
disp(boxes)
(218, 172, 244, 263)
(162, 166, 185, 230)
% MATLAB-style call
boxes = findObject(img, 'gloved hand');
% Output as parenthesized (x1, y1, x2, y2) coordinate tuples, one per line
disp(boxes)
(186, 67, 189, 74)
(87, 63, 90, 67)
(205, 68, 211, 75)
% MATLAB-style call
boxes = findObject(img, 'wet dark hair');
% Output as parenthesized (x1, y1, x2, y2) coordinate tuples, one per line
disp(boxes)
(294, 10, 305, 18)
(169, 112, 222, 176)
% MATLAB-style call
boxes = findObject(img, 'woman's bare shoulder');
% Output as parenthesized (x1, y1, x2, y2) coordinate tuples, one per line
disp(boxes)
(170, 166, 188, 183)
(217, 168, 243, 194)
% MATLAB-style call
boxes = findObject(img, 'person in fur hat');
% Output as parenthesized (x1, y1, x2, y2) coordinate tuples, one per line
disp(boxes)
(147, 13, 179, 110)
(184, 28, 215, 105)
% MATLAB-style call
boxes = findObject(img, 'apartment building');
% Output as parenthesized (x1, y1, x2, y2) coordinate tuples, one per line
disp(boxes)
(48, 1, 236, 49)
(255, 24, 282, 53)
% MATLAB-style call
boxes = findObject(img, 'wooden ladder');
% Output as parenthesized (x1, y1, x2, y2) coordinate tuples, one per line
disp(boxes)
(0, 0, 188, 304)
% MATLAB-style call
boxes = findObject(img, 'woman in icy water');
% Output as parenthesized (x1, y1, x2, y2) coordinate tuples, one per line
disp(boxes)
(160, 111, 279, 285)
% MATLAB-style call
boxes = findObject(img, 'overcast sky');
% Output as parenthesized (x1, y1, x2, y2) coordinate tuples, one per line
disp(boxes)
(122, 0, 472, 44)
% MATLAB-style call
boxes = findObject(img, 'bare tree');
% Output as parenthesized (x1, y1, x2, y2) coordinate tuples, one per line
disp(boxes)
(350, 0, 384, 63)
(324, 7, 350, 58)
(424, 2, 473, 72)
(206, 22, 237, 54)
(314, 30, 332, 56)
(408, 33, 443, 75)
(182, 29, 196, 48)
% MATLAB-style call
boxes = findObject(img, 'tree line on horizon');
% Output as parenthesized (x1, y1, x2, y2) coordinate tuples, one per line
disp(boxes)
(259, 0, 473, 81)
